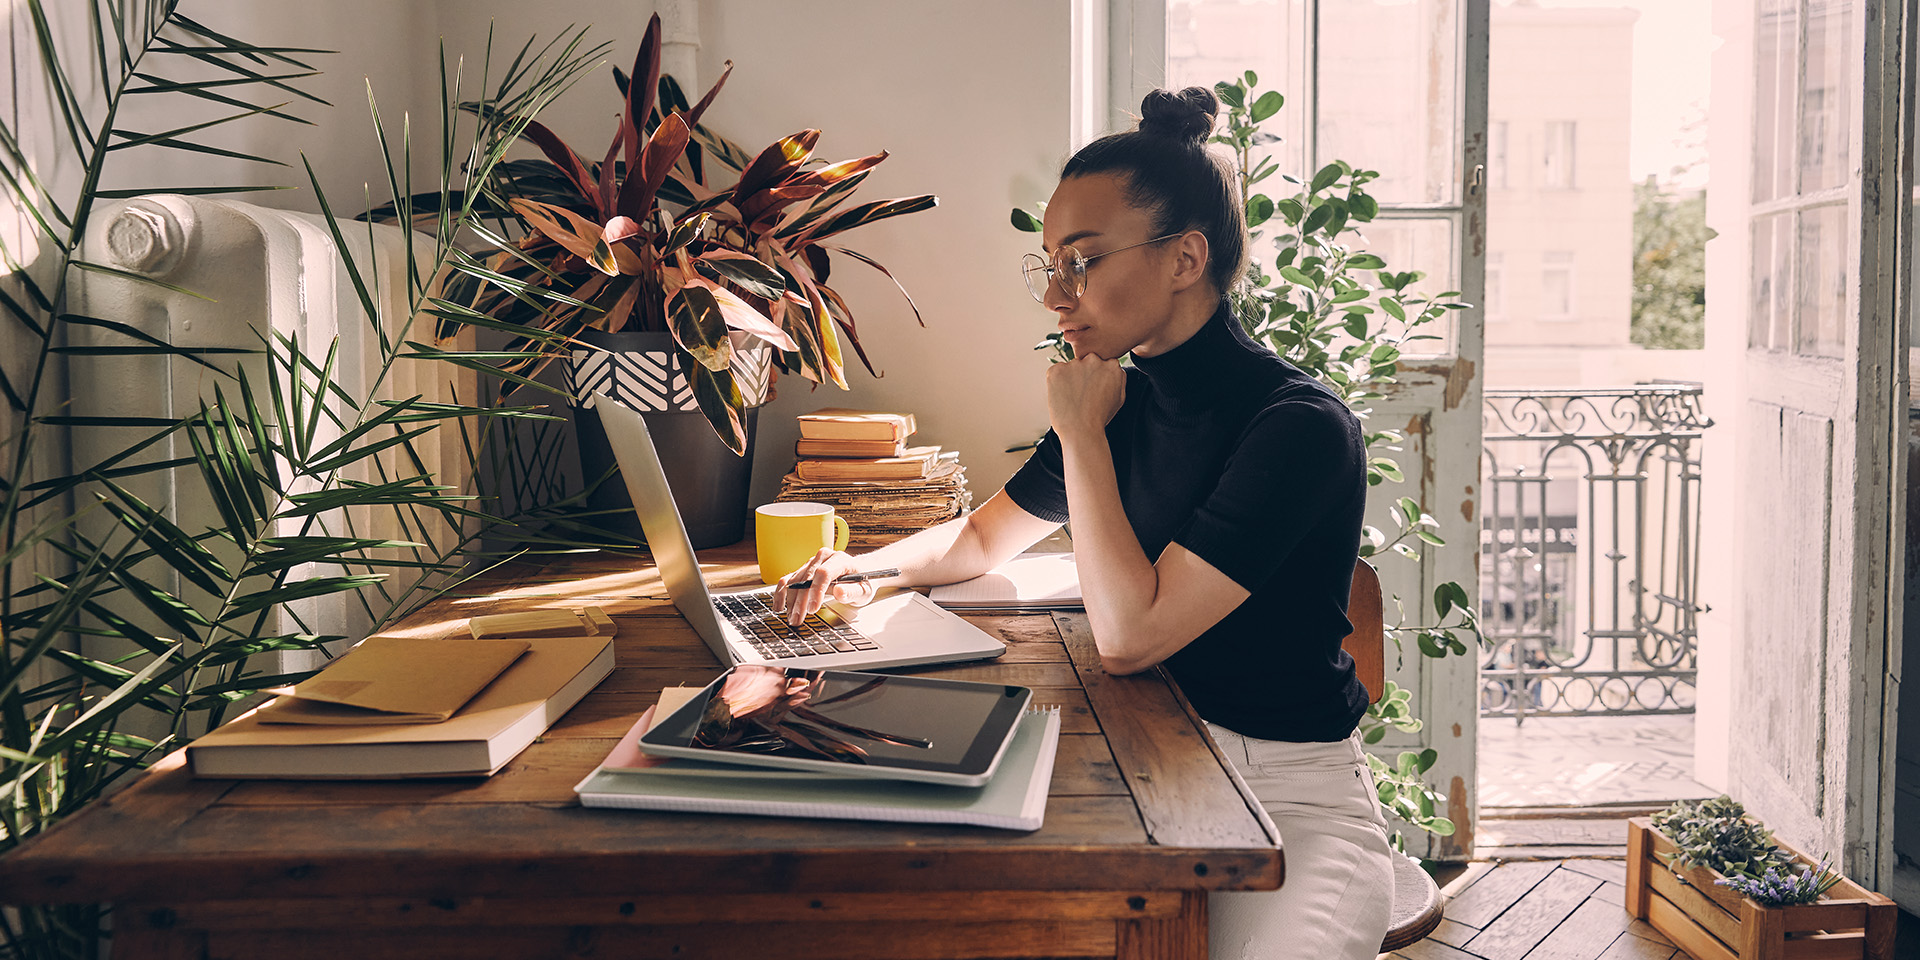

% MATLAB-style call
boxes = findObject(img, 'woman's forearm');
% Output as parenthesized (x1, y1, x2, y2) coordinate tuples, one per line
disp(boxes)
(848, 491, 1051, 589)
(847, 514, 990, 587)
(1057, 430, 1164, 673)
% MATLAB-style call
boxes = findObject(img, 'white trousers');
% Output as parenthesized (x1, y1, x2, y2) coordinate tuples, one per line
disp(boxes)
(1205, 724, 1396, 960)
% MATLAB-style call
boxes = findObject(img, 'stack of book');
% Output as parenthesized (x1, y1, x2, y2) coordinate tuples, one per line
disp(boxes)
(777, 408, 971, 548)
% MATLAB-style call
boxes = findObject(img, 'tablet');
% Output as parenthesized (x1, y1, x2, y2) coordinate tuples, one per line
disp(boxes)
(637, 665, 1033, 786)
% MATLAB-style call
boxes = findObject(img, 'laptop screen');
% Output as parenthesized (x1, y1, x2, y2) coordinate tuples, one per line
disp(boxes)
(591, 392, 736, 662)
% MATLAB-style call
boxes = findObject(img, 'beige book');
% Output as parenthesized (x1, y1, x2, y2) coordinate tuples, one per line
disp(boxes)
(795, 408, 916, 442)
(792, 446, 941, 482)
(187, 635, 616, 779)
(263, 637, 530, 725)
(468, 607, 615, 640)
(794, 437, 908, 458)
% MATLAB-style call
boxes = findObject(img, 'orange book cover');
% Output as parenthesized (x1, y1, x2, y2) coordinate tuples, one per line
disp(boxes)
(794, 437, 908, 458)
(792, 446, 941, 482)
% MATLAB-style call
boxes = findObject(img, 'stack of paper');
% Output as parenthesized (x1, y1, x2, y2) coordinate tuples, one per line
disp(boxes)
(575, 691, 1062, 831)
(778, 408, 971, 547)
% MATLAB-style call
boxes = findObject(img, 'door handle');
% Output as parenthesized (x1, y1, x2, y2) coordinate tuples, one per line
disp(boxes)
(1469, 163, 1486, 197)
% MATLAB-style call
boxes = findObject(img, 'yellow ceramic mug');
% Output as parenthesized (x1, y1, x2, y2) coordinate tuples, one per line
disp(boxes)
(755, 502, 851, 584)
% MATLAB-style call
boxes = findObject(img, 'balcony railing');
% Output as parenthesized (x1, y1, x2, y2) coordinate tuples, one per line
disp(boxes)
(1479, 385, 1711, 721)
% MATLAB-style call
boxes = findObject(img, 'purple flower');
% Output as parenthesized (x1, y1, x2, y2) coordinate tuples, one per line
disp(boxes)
(1713, 859, 1842, 907)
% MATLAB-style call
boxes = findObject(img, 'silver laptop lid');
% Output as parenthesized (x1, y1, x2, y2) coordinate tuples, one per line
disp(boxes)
(590, 392, 737, 664)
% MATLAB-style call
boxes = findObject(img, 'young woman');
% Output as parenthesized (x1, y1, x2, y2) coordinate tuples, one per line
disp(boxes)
(772, 86, 1394, 960)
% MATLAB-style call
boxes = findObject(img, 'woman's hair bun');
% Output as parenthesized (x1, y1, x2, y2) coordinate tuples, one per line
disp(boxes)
(1137, 86, 1218, 144)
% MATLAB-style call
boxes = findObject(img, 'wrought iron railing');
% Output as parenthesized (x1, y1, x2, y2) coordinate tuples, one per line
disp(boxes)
(1479, 384, 1710, 721)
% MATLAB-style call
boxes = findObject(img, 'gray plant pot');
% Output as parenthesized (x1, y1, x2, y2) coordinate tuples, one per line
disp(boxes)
(568, 329, 773, 548)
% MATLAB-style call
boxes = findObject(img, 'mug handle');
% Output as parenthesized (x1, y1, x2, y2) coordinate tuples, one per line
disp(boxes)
(832, 515, 850, 552)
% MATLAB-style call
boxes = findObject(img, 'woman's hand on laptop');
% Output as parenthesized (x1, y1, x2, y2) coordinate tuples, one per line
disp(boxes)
(773, 550, 877, 625)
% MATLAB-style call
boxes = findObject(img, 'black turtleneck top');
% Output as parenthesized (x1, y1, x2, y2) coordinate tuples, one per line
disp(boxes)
(1003, 301, 1369, 742)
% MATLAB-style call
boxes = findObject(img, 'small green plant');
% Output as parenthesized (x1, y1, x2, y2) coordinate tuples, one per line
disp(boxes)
(1356, 679, 1452, 839)
(1651, 795, 1799, 880)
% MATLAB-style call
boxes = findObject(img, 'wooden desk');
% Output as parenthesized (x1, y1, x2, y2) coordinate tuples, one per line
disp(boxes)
(0, 544, 1280, 960)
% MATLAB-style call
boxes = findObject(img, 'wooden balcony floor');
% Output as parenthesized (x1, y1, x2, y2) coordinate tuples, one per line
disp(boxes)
(1380, 858, 1917, 960)
(1381, 858, 1677, 960)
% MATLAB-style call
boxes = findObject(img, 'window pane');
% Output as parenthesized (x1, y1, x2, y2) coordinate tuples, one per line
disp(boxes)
(1167, 0, 1309, 188)
(1541, 251, 1574, 319)
(1795, 203, 1848, 356)
(1772, 213, 1794, 348)
(1542, 121, 1577, 190)
(1354, 217, 1457, 350)
(1749, 214, 1779, 349)
(1799, 0, 1854, 193)
(1752, 0, 1799, 203)
(1316, 0, 1460, 205)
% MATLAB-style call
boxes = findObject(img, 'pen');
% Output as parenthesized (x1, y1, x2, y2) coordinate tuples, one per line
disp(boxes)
(784, 568, 901, 590)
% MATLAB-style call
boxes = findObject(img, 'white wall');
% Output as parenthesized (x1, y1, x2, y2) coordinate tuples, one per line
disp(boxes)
(684, 0, 1074, 506)
(99, 1, 438, 219)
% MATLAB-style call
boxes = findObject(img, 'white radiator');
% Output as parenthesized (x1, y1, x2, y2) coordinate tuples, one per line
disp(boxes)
(73, 194, 472, 670)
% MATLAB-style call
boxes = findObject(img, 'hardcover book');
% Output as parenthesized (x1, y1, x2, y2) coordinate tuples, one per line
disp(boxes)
(795, 408, 916, 443)
(187, 635, 616, 779)
(794, 437, 909, 459)
(792, 446, 942, 482)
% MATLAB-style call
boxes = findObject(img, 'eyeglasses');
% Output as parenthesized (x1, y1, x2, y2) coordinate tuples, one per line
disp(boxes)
(1020, 233, 1184, 303)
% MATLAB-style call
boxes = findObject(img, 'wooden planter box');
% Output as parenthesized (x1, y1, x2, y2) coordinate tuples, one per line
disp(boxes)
(1625, 817, 1895, 960)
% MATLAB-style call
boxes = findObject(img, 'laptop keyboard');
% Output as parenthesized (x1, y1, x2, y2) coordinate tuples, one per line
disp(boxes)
(713, 593, 880, 660)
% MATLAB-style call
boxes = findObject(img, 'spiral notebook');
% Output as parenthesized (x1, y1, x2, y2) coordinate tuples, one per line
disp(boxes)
(574, 704, 1062, 831)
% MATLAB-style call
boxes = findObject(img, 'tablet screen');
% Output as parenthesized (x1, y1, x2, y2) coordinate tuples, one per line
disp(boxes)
(639, 665, 1031, 777)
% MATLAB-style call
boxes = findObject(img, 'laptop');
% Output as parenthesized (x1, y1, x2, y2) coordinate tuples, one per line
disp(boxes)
(592, 393, 1007, 670)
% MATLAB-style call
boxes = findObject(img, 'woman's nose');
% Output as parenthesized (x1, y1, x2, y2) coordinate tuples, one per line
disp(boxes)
(1042, 274, 1076, 312)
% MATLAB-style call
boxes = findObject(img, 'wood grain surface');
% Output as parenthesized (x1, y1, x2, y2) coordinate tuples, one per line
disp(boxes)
(0, 544, 1281, 960)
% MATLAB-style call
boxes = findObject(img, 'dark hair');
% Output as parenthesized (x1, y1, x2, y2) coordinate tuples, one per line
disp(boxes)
(1060, 86, 1246, 296)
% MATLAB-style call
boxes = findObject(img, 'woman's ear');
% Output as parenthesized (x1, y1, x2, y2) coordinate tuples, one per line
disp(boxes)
(1168, 231, 1211, 293)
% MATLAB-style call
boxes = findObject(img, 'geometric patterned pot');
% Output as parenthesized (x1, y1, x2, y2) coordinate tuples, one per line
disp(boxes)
(565, 331, 774, 410)
(567, 330, 774, 548)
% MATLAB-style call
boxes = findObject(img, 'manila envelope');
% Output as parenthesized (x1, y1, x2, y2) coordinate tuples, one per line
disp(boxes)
(263, 637, 530, 725)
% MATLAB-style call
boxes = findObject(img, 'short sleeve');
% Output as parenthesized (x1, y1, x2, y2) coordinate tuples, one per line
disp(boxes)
(1001, 428, 1071, 524)
(1174, 399, 1362, 590)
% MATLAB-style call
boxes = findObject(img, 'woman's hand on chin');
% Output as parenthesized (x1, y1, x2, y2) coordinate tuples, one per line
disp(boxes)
(1046, 353, 1126, 439)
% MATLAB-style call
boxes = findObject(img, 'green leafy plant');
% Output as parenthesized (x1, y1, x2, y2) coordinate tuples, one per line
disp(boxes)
(1010, 73, 1484, 849)
(1653, 795, 1844, 906)
(0, 4, 610, 955)
(1651, 795, 1799, 881)
(444, 14, 937, 454)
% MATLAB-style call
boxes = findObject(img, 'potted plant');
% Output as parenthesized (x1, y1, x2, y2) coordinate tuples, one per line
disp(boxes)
(1625, 796, 1895, 959)
(450, 14, 935, 545)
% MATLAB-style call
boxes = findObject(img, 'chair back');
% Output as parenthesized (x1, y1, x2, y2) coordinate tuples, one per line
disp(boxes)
(1341, 561, 1386, 704)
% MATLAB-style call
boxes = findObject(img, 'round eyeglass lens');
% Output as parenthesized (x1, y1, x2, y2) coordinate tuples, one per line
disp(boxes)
(1021, 253, 1052, 303)
(1020, 246, 1089, 303)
